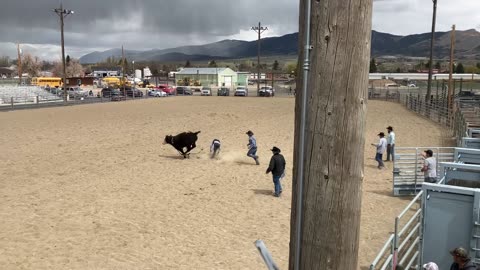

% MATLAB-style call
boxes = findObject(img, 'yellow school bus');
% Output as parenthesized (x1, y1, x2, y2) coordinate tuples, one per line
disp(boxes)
(31, 77, 62, 88)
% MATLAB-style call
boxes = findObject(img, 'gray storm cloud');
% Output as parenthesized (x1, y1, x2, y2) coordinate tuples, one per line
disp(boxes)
(0, 0, 478, 60)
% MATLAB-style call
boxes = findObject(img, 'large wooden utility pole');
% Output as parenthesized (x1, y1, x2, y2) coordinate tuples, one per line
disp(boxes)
(448, 25, 456, 112)
(289, 0, 372, 269)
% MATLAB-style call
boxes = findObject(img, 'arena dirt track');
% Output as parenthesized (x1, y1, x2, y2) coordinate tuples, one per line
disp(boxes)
(0, 97, 447, 269)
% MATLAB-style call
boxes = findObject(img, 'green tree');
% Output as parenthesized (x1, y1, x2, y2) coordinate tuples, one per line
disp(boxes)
(185, 60, 191, 68)
(396, 67, 401, 73)
(66, 55, 71, 65)
(273, 60, 279, 70)
(369, 58, 377, 73)
(0, 56, 10, 67)
(208, 60, 217, 67)
(425, 60, 431, 69)
(286, 62, 298, 77)
(435, 61, 441, 70)
(456, 63, 465, 73)
(477, 62, 480, 69)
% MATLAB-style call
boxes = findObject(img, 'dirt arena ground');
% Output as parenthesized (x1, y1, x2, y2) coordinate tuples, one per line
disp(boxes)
(0, 97, 448, 269)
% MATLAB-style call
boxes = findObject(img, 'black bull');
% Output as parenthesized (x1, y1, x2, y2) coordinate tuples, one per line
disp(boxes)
(163, 131, 201, 158)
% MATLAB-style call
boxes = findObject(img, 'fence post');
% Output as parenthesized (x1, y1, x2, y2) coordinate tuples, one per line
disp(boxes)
(10, 97, 14, 109)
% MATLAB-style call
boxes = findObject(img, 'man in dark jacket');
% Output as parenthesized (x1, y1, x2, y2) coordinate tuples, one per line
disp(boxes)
(266, 146, 286, 197)
(450, 247, 478, 270)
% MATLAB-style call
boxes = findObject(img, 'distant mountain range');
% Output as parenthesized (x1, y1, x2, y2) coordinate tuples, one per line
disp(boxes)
(79, 29, 480, 64)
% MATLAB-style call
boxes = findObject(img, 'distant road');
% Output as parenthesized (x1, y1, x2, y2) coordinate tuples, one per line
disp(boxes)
(369, 73, 480, 81)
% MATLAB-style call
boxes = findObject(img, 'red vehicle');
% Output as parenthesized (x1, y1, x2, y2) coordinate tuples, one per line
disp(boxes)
(156, 85, 175, 95)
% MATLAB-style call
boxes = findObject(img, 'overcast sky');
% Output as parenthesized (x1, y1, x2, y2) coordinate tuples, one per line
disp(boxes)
(0, 0, 479, 61)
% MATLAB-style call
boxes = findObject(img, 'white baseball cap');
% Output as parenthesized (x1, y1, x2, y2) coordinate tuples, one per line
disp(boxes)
(423, 262, 439, 270)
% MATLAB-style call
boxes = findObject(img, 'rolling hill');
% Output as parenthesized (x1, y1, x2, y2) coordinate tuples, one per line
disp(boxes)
(79, 29, 480, 64)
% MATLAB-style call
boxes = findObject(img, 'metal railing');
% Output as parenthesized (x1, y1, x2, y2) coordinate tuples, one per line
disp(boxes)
(370, 191, 423, 270)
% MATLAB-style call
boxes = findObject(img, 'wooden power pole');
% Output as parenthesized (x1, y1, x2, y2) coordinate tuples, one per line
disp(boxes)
(251, 22, 268, 96)
(448, 25, 456, 112)
(289, 0, 372, 269)
(17, 43, 22, 85)
(426, 0, 438, 103)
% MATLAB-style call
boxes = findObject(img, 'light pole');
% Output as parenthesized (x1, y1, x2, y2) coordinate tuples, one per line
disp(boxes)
(53, 3, 74, 103)
(426, 0, 437, 103)
(251, 22, 268, 96)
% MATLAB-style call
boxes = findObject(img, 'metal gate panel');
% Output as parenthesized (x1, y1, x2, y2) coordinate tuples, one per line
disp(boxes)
(422, 188, 474, 269)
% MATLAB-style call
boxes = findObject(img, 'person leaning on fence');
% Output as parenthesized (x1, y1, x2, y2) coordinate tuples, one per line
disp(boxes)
(371, 132, 387, 169)
(450, 247, 478, 270)
(386, 126, 396, 162)
(421, 149, 437, 183)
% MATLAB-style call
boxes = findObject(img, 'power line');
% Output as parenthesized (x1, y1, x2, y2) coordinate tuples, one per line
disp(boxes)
(251, 22, 268, 96)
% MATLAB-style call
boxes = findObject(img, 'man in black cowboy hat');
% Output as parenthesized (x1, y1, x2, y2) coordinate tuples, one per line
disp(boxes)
(266, 146, 286, 197)
(246, 130, 260, 165)
(450, 247, 477, 270)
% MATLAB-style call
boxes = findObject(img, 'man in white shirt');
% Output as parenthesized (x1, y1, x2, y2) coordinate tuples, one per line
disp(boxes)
(371, 132, 387, 169)
(386, 126, 396, 162)
(421, 149, 437, 183)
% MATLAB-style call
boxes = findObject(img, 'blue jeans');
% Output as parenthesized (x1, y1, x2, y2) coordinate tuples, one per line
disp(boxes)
(273, 175, 282, 195)
(387, 144, 395, 161)
(375, 153, 384, 168)
(247, 147, 258, 159)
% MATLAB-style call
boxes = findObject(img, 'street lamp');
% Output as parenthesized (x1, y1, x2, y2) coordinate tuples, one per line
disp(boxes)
(52, 3, 74, 103)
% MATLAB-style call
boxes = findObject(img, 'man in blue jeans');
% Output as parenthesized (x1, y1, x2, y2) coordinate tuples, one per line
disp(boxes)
(371, 132, 387, 169)
(266, 146, 286, 197)
(246, 130, 260, 165)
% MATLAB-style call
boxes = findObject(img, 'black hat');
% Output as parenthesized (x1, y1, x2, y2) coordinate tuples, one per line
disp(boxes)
(246, 130, 254, 135)
(378, 132, 385, 137)
(271, 146, 281, 153)
(387, 126, 393, 131)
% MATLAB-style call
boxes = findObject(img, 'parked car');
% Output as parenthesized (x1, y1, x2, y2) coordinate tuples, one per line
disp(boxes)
(217, 87, 230, 96)
(157, 85, 175, 95)
(234, 86, 248, 96)
(120, 87, 143, 97)
(259, 86, 275, 97)
(151, 90, 167, 97)
(100, 87, 116, 98)
(176, 86, 193, 95)
(111, 89, 126, 101)
(201, 87, 212, 96)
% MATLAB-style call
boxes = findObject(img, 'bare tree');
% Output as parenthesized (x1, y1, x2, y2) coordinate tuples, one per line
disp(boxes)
(289, 0, 373, 269)
(21, 53, 41, 77)
(52, 58, 84, 77)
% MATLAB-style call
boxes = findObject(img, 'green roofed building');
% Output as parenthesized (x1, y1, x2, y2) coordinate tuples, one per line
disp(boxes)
(175, 67, 238, 87)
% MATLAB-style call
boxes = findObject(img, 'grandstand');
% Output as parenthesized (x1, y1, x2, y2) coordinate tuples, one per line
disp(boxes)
(0, 86, 60, 105)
